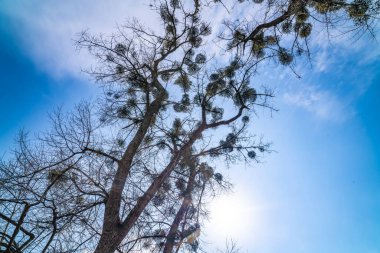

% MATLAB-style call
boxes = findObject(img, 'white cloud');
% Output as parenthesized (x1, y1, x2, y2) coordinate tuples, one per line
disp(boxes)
(314, 49, 329, 72)
(1, 0, 157, 79)
(283, 85, 355, 122)
(2, 0, 378, 80)
(1, 0, 377, 124)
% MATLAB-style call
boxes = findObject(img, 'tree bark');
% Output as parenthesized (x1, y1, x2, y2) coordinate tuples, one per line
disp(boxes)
(163, 168, 196, 253)
(95, 93, 165, 253)
(95, 123, 205, 253)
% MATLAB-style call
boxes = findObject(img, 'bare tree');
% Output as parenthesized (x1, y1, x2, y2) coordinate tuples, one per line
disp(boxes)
(0, 0, 378, 252)
(217, 239, 240, 253)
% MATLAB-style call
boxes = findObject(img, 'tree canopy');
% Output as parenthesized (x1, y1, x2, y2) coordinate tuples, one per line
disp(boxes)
(0, 0, 378, 252)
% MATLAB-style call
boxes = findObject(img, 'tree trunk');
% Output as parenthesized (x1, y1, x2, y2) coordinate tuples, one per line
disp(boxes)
(94, 228, 123, 253)
(163, 168, 196, 253)
(95, 119, 206, 252)
(96, 94, 165, 251)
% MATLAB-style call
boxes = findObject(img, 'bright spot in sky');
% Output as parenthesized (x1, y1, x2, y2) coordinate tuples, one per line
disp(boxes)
(207, 192, 256, 242)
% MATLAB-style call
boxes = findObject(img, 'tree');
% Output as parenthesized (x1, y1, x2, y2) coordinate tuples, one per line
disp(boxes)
(0, 0, 378, 252)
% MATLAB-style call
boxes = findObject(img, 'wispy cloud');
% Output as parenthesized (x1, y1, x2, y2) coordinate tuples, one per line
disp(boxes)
(279, 24, 380, 123)
(2, 0, 378, 79)
(283, 85, 355, 122)
(1, 0, 378, 124)
(0, 0, 156, 79)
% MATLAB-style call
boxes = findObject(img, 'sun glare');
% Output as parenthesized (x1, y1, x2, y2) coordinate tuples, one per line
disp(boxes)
(207, 192, 255, 241)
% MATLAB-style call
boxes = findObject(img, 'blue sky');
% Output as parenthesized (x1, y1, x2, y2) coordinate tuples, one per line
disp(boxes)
(1, 1, 380, 253)
(0, 28, 92, 152)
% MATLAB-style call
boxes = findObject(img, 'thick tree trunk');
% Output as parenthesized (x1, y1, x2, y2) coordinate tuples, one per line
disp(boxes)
(94, 153, 183, 253)
(94, 229, 122, 253)
(95, 94, 165, 252)
(95, 114, 206, 252)
(163, 168, 196, 253)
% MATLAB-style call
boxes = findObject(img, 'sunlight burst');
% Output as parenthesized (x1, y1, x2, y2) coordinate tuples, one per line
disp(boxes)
(207, 192, 255, 240)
